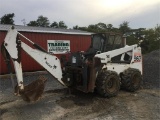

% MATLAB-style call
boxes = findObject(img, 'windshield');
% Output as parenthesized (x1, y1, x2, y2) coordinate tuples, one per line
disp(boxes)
(92, 35, 104, 51)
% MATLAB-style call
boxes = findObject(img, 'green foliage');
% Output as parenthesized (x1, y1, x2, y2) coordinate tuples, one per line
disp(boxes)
(27, 15, 50, 27)
(75, 22, 121, 33)
(73, 25, 79, 29)
(144, 25, 160, 53)
(50, 21, 67, 29)
(88, 24, 99, 32)
(126, 35, 139, 45)
(126, 24, 160, 54)
(0, 13, 15, 25)
(119, 21, 130, 34)
(78, 26, 88, 31)
(50, 21, 59, 28)
(37, 15, 50, 27)
(27, 15, 67, 29)
(27, 21, 39, 26)
(96, 22, 107, 31)
(58, 21, 67, 29)
(107, 24, 113, 32)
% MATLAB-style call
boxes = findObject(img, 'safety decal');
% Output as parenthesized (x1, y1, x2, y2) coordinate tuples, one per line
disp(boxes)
(134, 52, 141, 62)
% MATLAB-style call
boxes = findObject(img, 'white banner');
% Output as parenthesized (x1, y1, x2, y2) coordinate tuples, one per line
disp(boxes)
(47, 40, 70, 54)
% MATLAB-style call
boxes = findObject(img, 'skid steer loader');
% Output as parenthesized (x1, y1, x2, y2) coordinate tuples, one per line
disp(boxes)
(1, 27, 143, 102)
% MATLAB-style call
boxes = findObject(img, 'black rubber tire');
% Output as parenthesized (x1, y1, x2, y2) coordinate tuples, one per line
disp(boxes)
(121, 68, 142, 92)
(96, 70, 120, 98)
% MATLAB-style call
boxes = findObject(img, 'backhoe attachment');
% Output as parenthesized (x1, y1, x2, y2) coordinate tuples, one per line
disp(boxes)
(1, 27, 64, 102)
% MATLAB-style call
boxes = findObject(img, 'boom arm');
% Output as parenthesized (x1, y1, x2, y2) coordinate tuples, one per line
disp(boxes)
(3, 28, 65, 92)
(95, 45, 141, 64)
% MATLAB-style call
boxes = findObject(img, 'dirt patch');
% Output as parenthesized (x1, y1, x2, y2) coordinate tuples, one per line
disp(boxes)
(55, 89, 160, 120)
(0, 109, 8, 116)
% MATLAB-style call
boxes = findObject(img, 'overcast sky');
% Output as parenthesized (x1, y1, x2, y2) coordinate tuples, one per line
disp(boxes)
(0, 0, 160, 29)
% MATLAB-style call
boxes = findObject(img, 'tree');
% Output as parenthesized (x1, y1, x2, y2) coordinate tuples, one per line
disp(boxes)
(73, 25, 79, 29)
(37, 15, 50, 27)
(107, 24, 113, 31)
(154, 24, 160, 37)
(144, 25, 160, 53)
(50, 21, 68, 29)
(86, 24, 97, 32)
(119, 21, 130, 34)
(58, 21, 67, 29)
(76, 23, 117, 33)
(96, 22, 107, 30)
(78, 26, 88, 31)
(50, 21, 59, 28)
(88, 24, 97, 30)
(0, 13, 15, 24)
(27, 15, 50, 27)
(27, 21, 39, 26)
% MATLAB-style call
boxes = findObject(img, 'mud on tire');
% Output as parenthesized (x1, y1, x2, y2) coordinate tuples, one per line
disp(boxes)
(121, 68, 142, 92)
(96, 70, 120, 98)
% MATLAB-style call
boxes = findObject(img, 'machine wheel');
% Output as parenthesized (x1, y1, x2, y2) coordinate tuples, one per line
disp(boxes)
(121, 68, 142, 92)
(96, 70, 120, 98)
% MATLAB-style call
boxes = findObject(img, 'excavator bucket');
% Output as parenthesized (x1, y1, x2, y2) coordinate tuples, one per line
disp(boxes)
(17, 76, 47, 102)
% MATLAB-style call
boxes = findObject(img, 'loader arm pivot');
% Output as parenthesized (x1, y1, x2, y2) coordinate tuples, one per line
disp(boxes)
(2, 27, 65, 102)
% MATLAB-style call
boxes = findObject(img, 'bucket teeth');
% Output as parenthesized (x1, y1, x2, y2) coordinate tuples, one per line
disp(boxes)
(19, 76, 47, 102)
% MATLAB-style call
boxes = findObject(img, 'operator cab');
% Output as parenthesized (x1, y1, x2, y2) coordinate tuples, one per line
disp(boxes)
(85, 33, 124, 57)
(92, 33, 124, 52)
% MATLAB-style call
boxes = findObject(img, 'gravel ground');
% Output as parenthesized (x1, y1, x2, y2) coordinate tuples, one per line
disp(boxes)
(0, 50, 160, 120)
(143, 49, 160, 88)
